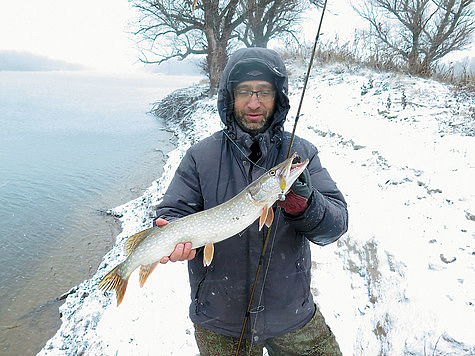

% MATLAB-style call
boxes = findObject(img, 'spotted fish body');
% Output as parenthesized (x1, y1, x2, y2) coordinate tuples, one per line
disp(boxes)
(98, 153, 309, 306)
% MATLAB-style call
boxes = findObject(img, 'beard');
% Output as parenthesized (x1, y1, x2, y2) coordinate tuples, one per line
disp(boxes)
(234, 108, 274, 136)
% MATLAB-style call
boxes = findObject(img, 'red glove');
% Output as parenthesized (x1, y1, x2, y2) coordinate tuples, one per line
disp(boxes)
(277, 168, 312, 215)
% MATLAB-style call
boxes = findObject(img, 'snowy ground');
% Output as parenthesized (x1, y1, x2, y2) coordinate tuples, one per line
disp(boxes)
(39, 63, 474, 355)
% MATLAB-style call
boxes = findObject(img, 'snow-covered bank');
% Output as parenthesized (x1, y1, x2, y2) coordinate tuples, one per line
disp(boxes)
(39, 64, 474, 355)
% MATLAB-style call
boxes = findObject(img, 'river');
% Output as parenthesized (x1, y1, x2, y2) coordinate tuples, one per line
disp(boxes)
(0, 70, 200, 355)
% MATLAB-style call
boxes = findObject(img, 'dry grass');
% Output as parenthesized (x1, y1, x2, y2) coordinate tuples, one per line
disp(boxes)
(277, 34, 474, 92)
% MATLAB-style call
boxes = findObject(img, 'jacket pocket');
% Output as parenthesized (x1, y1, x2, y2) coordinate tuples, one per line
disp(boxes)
(194, 274, 206, 306)
(295, 258, 311, 304)
(189, 260, 208, 312)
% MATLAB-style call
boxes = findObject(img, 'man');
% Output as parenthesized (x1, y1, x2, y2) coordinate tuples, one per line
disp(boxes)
(155, 47, 348, 355)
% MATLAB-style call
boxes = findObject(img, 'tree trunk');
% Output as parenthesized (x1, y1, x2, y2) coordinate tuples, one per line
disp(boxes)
(407, 26, 423, 75)
(407, 45, 420, 75)
(206, 33, 229, 96)
(252, 28, 268, 47)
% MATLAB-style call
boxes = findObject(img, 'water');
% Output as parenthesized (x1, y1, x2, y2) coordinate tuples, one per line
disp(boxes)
(0, 71, 200, 355)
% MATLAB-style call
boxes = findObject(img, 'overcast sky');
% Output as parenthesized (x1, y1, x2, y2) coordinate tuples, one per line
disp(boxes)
(0, 0, 139, 72)
(0, 0, 369, 72)
(0, 0, 471, 73)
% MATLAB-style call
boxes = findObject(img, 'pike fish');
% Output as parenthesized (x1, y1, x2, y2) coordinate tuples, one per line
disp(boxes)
(98, 152, 309, 306)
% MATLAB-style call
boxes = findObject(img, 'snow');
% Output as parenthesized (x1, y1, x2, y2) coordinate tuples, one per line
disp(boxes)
(38, 63, 474, 355)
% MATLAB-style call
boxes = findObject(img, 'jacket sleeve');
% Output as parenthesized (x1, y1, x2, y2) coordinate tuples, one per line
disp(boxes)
(282, 150, 348, 246)
(155, 148, 204, 222)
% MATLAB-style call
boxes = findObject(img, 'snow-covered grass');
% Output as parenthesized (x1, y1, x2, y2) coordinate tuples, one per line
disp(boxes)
(39, 63, 474, 355)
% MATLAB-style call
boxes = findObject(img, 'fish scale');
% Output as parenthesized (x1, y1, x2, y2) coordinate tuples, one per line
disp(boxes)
(98, 152, 308, 306)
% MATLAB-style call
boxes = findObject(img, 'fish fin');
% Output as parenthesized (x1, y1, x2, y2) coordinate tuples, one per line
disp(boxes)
(265, 206, 274, 227)
(203, 242, 214, 267)
(125, 227, 154, 255)
(259, 207, 267, 231)
(259, 207, 273, 231)
(139, 261, 159, 288)
(98, 264, 129, 306)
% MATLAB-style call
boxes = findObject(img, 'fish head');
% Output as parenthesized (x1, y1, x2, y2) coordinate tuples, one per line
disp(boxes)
(249, 152, 309, 206)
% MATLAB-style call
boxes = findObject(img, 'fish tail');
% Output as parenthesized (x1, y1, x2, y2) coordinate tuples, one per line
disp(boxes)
(98, 264, 130, 306)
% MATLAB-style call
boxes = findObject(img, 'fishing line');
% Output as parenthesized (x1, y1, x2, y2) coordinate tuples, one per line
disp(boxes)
(235, 0, 328, 354)
(222, 129, 267, 171)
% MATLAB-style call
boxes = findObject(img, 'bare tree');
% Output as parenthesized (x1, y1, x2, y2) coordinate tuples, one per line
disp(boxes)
(236, 0, 303, 48)
(131, 0, 245, 94)
(131, 0, 325, 91)
(356, 0, 475, 75)
(236, 0, 326, 48)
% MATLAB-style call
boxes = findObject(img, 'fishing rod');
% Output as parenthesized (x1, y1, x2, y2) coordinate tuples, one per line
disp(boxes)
(235, 0, 328, 354)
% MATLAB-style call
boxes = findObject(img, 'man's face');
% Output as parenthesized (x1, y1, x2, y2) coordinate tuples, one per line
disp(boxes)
(233, 80, 275, 136)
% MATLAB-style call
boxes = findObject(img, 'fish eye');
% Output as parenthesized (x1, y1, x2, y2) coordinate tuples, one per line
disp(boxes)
(269, 170, 276, 176)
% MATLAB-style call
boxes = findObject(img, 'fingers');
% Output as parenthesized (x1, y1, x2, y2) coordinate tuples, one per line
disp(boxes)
(155, 218, 169, 227)
(160, 242, 196, 264)
(187, 246, 197, 261)
(169, 242, 194, 262)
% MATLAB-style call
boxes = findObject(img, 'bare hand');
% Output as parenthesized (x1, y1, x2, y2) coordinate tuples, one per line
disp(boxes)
(155, 218, 197, 263)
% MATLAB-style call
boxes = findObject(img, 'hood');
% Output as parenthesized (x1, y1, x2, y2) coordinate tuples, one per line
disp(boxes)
(217, 48, 290, 142)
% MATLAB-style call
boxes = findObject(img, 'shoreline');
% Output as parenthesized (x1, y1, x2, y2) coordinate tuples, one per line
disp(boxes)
(0, 127, 175, 356)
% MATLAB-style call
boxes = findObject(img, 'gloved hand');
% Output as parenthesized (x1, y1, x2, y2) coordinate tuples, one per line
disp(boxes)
(277, 168, 312, 216)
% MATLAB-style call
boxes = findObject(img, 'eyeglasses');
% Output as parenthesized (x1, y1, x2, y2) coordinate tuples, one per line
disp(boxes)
(234, 89, 275, 102)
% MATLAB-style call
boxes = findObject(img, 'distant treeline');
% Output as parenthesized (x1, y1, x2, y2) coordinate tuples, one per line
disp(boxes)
(0, 50, 84, 71)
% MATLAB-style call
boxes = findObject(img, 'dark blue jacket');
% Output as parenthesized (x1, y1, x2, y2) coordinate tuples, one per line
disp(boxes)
(156, 47, 348, 343)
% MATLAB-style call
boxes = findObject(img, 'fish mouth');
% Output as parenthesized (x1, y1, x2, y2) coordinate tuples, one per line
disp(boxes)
(281, 153, 309, 192)
(290, 156, 307, 173)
